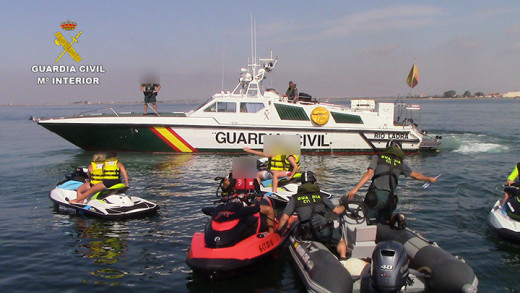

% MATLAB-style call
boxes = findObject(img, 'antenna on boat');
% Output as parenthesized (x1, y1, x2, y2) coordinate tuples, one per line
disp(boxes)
(250, 14, 257, 78)
(221, 33, 226, 91)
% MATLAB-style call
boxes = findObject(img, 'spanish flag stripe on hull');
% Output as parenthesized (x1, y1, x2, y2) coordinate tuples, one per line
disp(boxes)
(149, 127, 196, 153)
(165, 127, 197, 152)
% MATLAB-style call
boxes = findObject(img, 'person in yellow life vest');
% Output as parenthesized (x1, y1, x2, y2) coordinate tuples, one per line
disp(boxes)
(503, 162, 520, 204)
(70, 152, 129, 204)
(243, 147, 300, 193)
(75, 152, 106, 200)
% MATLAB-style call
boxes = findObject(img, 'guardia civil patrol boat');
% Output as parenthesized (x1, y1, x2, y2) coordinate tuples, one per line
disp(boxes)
(34, 51, 440, 154)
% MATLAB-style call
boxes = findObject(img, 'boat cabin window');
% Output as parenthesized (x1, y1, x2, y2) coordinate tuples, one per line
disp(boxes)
(239, 102, 265, 113)
(204, 102, 237, 113)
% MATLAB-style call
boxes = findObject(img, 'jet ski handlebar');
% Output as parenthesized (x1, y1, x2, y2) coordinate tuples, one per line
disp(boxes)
(504, 186, 520, 197)
(214, 192, 259, 205)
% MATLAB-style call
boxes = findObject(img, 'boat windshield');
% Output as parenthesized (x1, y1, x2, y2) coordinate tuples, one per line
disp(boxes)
(239, 102, 265, 113)
(190, 97, 215, 114)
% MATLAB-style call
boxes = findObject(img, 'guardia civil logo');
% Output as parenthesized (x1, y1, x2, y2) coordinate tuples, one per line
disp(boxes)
(31, 19, 104, 85)
(54, 20, 82, 63)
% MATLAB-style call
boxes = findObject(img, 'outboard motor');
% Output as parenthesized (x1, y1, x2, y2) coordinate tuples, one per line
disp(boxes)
(372, 240, 409, 292)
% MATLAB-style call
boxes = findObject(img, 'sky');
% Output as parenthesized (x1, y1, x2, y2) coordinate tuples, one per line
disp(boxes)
(2, 0, 520, 105)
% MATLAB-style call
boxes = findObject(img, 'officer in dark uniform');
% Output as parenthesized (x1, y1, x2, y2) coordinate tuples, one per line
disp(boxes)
(140, 82, 161, 115)
(277, 171, 347, 260)
(284, 81, 299, 103)
(342, 140, 437, 224)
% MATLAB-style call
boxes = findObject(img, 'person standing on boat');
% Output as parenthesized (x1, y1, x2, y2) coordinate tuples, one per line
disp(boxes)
(140, 82, 161, 115)
(277, 171, 348, 260)
(70, 152, 129, 204)
(341, 140, 437, 224)
(243, 147, 300, 193)
(284, 81, 299, 103)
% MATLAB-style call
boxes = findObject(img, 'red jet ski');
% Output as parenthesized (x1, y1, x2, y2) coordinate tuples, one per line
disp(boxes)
(186, 178, 297, 280)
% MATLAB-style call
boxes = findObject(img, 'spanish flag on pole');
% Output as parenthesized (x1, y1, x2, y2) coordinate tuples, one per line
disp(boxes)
(406, 62, 419, 88)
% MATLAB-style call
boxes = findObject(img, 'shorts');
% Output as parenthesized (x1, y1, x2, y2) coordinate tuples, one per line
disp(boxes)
(144, 93, 156, 104)
(102, 179, 122, 188)
(259, 170, 273, 180)
(329, 226, 343, 246)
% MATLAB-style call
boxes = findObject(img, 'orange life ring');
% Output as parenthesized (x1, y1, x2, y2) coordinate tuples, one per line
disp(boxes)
(311, 107, 330, 125)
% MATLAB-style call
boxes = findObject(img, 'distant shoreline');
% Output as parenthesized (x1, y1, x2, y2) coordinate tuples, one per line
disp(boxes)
(2, 96, 517, 107)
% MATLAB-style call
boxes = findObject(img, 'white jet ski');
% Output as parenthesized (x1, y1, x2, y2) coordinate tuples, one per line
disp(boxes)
(50, 168, 159, 220)
(488, 186, 520, 242)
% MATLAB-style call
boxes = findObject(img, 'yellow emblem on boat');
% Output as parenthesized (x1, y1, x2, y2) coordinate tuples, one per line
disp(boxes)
(311, 107, 330, 125)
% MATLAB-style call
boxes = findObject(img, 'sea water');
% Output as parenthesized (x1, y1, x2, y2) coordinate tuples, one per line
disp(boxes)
(0, 99, 519, 292)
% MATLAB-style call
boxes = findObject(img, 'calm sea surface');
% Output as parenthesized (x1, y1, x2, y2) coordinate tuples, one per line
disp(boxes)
(1, 99, 519, 292)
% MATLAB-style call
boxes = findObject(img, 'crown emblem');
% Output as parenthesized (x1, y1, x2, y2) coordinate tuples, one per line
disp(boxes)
(60, 20, 77, 31)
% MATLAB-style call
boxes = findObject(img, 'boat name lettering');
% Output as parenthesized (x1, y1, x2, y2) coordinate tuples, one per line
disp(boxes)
(258, 239, 274, 252)
(216, 132, 267, 145)
(215, 132, 330, 147)
(374, 132, 409, 139)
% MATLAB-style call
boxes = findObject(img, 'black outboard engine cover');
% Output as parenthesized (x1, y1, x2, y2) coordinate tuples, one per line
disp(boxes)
(372, 240, 409, 292)
(202, 203, 260, 248)
(203, 215, 258, 248)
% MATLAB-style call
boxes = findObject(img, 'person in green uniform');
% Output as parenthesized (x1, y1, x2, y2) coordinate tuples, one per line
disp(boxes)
(284, 81, 299, 103)
(341, 140, 437, 224)
(277, 171, 347, 260)
(140, 83, 161, 115)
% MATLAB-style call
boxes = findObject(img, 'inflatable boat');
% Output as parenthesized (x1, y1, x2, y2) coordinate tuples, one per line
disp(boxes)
(288, 199, 479, 293)
(50, 168, 159, 219)
(488, 187, 520, 242)
(186, 195, 298, 280)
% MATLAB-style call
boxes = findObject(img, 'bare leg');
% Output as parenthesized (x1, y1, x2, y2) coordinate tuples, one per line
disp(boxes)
(75, 182, 90, 200)
(337, 238, 347, 259)
(144, 103, 148, 114)
(271, 170, 287, 193)
(502, 193, 509, 205)
(153, 103, 157, 114)
(71, 183, 106, 203)
(260, 205, 275, 233)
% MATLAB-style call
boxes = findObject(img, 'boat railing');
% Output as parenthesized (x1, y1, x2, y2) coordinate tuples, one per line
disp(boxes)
(77, 107, 121, 117)
(394, 98, 422, 128)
